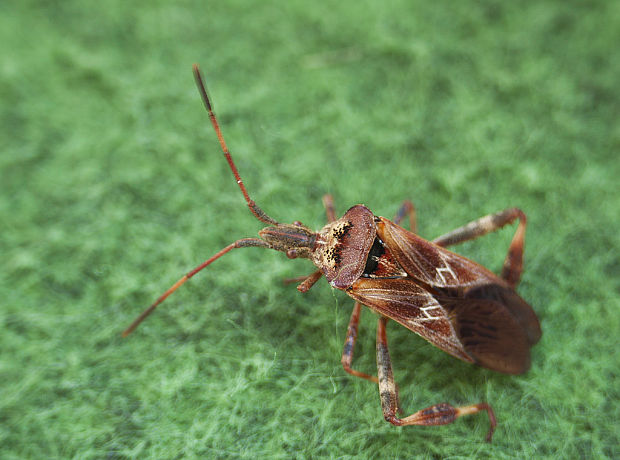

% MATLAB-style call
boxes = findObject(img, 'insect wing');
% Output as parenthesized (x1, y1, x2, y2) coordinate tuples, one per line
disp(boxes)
(377, 217, 500, 289)
(347, 277, 475, 364)
(377, 217, 541, 347)
(462, 283, 542, 347)
(352, 217, 540, 374)
(436, 294, 533, 374)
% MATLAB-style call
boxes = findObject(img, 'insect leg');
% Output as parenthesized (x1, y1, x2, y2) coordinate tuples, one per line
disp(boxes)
(376, 316, 496, 441)
(499, 211, 526, 288)
(392, 200, 416, 232)
(432, 208, 527, 288)
(322, 194, 336, 223)
(296, 270, 323, 293)
(282, 274, 309, 284)
(282, 270, 323, 292)
(341, 302, 378, 383)
(122, 238, 271, 337)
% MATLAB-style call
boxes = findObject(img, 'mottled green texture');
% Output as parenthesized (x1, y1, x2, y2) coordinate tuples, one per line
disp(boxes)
(1, 1, 618, 459)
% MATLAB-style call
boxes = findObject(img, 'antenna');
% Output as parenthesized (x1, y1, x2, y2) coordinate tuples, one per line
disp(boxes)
(192, 64, 278, 225)
(122, 64, 284, 337)
(122, 238, 270, 337)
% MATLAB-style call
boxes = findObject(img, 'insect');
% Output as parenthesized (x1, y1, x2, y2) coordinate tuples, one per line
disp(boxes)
(123, 64, 542, 442)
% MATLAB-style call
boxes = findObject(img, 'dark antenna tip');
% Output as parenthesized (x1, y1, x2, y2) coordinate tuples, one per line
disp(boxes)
(192, 63, 213, 112)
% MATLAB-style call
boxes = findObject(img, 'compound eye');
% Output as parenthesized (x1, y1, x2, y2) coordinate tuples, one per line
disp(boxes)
(286, 249, 299, 259)
(293, 221, 303, 226)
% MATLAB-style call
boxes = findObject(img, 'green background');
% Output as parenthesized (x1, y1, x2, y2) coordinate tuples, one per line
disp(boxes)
(2, 1, 618, 458)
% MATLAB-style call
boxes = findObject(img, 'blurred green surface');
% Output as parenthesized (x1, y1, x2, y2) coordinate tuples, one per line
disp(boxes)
(1, 1, 618, 458)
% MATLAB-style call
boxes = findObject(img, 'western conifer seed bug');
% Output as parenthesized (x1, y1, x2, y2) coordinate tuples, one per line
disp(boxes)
(123, 64, 542, 442)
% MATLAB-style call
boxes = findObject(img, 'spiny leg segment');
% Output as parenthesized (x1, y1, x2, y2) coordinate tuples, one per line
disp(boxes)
(323, 194, 337, 223)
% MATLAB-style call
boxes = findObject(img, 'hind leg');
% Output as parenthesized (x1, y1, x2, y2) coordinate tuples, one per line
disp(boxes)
(432, 208, 527, 288)
(376, 316, 496, 441)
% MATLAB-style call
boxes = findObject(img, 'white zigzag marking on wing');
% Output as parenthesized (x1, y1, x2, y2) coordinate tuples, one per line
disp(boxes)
(418, 303, 445, 321)
(435, 253, 458, 285)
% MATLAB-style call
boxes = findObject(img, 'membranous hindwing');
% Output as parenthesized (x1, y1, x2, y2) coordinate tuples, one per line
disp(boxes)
(312, 205, 377, 289)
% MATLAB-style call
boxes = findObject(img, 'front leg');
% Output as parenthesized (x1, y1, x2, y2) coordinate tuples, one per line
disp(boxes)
(376, 317, 497, 441)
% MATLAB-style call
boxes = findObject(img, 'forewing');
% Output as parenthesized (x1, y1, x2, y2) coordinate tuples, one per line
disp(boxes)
(347, 277, 475, 364)
(377, 218, 501, 289)
(348, 277, 535, 374)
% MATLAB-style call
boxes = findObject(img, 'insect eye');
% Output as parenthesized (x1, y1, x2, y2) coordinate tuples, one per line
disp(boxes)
(286, 249, 299, 259)
(293, 221, 303, 226)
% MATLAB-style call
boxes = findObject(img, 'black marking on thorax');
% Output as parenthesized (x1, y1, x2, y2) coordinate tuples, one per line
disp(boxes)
(362, 237, 385, 276)
(362, 237, 406, 279)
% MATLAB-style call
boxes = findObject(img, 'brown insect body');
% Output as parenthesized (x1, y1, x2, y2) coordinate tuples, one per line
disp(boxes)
(123, 65, 541, 442)
(262, 204, 540, 375)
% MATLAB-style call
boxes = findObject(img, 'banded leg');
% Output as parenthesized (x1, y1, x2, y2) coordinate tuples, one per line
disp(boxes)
(432, 208, 527, 288)
(376, 317, 496, 442)
(393, 200, 416, 232)
(341, 302, 378, 383)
